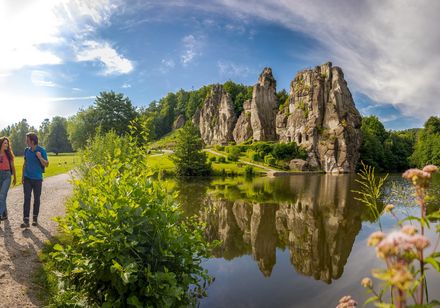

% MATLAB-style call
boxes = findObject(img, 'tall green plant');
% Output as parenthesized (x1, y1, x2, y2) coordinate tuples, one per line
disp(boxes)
(46, 131, 213, 306)
(352, 161, 389, 229)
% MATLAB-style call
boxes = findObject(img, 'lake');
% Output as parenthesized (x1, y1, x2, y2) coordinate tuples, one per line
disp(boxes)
(174, 173, 440, 308)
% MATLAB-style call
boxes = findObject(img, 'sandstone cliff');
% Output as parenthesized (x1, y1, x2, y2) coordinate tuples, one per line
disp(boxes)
(276, 62, 362, 173)
(233, 68, 279, 143)
(198, 84, 237, 145)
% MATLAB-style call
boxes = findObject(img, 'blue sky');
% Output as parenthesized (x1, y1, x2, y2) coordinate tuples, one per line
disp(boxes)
(1, 0, 439, 130)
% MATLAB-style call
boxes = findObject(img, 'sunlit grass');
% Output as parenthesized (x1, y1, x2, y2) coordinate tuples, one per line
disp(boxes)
(12, 153, 79, 186)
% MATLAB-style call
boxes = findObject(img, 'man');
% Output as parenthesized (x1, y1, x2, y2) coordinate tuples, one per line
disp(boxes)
(21, 132, 49, 228)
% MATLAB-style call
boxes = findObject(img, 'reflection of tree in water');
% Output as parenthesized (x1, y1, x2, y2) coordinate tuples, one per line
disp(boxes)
(190, 174, 364, 283)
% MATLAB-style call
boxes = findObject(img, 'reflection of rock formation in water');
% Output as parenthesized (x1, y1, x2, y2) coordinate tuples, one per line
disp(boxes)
(197, 175, 363, 282)
(251, 203, 278, 277)
(275, 175, 362, 283)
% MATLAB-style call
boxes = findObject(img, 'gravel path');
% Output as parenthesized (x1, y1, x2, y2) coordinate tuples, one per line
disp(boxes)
(0, 173, 72, 307)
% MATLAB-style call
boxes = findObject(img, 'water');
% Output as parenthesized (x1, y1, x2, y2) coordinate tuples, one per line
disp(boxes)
(174, 174, 440, 308)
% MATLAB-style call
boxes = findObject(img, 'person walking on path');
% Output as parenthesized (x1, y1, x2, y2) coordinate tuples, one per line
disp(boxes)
(0, 136, 17, 224)
(21, 132, 49, 228)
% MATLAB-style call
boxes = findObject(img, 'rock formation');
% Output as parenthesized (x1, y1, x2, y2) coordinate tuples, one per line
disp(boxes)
(250, 68, 279, 141)
(232, 100, 253, 143)
(276, 62, 362, 173)
(172, 114, 185, 130)
(232, 68, 279, 143)
(198, 84, 237, 145)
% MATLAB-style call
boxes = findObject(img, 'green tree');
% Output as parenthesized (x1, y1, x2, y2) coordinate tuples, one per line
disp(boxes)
(8, 119, 34, 155)
(411, 116, 440, 167)
(223, 80, 252, 115)
(39, 118, 51, 147)
(67, 107, 98, 151)
(172, 123, 211, 176)
(47, 117, 73, 155)
(94, 91, 138, 135)
(359, 116, 388, 170)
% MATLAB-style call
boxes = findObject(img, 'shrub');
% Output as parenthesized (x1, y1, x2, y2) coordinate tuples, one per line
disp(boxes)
(46, 133, 213, 306)
(214, 145, 224, 151)
(218, 156, 226, 163)
(227, 152, 239, 162)
(244, 165, 254, 177)
(264, 154, 276, 166)
(251, 152, 262, 162)
(252, 142, 273, 156)
(209, 156, 217, 162)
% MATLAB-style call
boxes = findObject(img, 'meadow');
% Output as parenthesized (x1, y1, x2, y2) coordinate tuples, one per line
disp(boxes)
(12, 153, 78, 185)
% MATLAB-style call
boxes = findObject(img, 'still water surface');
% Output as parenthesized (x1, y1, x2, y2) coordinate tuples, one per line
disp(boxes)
(175, 174, 440, 308)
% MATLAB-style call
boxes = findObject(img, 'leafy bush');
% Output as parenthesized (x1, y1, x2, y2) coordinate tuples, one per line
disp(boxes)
(218, 156, 226, 163)
(252, 142, 273, 156)
(264, 154, 276, 166)
(46, 132, 213, 306)
(244, 165, 254, 177)
(251, 152, 262, 162)
(227, 152, 240, 162)
(214, 145, 224, 152)
(209, 156, 217, 162)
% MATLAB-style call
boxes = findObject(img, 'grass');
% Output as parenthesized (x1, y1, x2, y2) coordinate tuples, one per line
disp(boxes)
(145, 151, 267, 176)
(11, 153, 79, 186)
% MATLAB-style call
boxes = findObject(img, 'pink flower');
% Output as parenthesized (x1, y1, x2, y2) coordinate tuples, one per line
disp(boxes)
(336, 295, 357, 308)
(422, 164, 438, 174)
(368, 231, 385, 247)
(361, 277, 372, 288)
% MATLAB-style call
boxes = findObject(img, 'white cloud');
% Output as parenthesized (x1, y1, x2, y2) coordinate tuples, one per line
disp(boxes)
(122, 83, 132, 88)
(76, 40, 134, 75)
(159, 58, 176, 73)
(218, 60, 253, 78)
(181, 34, 201, 66)
(0, 0, 124, 76)
(211, 0, 440, 119)
(31, 70, 59, 87)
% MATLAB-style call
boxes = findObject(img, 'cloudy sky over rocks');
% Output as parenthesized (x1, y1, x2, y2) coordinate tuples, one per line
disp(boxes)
(1, 0, 438, 129)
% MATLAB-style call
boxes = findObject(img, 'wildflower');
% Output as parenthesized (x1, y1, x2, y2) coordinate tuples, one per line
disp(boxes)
(389, 263, 413, 290)
(383, 204, 394, 213)
(361, 277, 372, 288)
(411, 234, 430, 250)
(401, 225, 417, 236)
(336, 295, 357, 308)
(422, 164, 438, 174)
(402, 168, 431, 188)
(368, 231, 385, 247)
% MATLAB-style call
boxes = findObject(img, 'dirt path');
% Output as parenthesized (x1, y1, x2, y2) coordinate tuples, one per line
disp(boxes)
(0, 173, 72, 308)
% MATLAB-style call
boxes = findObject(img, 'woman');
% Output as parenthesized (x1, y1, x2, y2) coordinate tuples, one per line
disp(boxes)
(0, 136, 16, 223)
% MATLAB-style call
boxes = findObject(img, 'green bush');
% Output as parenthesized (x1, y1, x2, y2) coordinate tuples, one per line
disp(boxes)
(46, 133, 213, 306)
(227, 152, 240, 162)
(209, 156, 217, 162)
(251, 152, 262, 162)
(252, 142, 273, 156)
(244, 165, 254, 177)
(264, 154, 276, 166)
(218, 156, 226, 163)
(214, 145, 224, 152)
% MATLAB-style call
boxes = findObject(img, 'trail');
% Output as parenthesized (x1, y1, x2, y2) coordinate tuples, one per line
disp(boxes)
(0, 173, 72, 308)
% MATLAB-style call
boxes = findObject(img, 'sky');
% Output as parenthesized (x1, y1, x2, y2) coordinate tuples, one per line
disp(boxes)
(1, 0, 439, 131)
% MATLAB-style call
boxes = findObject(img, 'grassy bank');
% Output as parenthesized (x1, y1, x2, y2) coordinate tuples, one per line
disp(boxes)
(146, 151, 267, 176)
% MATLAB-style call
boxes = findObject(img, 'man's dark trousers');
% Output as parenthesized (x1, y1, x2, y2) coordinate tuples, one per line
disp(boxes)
(23, 177, 42, 223)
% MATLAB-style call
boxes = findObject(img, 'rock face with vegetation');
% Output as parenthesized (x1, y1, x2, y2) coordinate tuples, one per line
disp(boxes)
(232, 99, 253, 143)
(198, 84, 237, 145)
(232, 67, 278, 143)
(276, 62, 362, 173)
(250, 67, 279, 141)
